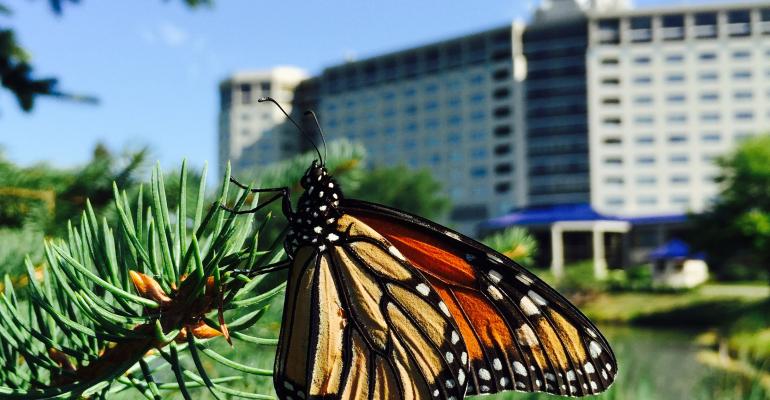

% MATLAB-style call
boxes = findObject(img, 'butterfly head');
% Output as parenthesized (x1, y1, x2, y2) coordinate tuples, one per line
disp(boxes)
(286, 160, 344, 255)
(300, 160, 327, 189)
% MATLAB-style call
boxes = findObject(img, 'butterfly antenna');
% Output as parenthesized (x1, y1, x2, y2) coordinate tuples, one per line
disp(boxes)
(258, 97, 323, 163)
(304, 110, 328, 166)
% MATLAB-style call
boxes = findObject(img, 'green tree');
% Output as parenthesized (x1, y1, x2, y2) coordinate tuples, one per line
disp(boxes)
(689, 135, 770, 283)
(481, 227, 539, 267)
(349, 165, 451, 221)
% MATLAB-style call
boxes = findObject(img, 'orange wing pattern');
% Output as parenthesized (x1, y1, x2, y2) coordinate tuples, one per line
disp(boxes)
(274, 215, 470, 400)
(346, 200, 617, 397)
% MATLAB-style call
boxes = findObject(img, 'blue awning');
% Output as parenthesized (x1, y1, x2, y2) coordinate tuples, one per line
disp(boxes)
(479, 203, 688, 231)
(649, 239, 705, 260)
(479, 203, 621, 230)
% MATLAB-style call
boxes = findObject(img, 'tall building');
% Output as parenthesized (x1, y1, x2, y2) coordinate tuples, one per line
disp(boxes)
(310, 24, 528, 233)
(587, 3, 770, 216)
(218, 0, 770, 235)
(218, 67, 308, 176)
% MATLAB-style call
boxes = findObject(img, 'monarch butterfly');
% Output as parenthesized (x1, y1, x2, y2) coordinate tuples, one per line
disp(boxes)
(227, 98, 617, 399)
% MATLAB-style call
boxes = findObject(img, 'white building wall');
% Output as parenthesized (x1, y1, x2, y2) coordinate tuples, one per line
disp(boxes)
(218, 67, 308, 176)
(588, 4, 770, 216)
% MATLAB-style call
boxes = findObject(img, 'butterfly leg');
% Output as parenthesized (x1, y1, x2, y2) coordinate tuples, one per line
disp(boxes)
(220, 182, 293, 217)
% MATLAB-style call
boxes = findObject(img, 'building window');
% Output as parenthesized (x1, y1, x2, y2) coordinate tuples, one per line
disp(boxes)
(637, 196, 657, 206)
(637, 175, 657, 185)
(762, 9, 770, 35)
(661, 14, 685, 41)
(634, 95, 653, 105)
(602, 97, 620, 105)
(602, 77, 620, 86)
(635, 115, 654, 125)
(701, 112, 720, 122)
(630, 16, 653, 42)
(470, 147, 488, 159)
(733, 70, 752, 80)
(700, 92, 719, 102)
(735, 111, 754, 121)
(636, 156, 655, 165)
(603, 117, 622, 126)
(470, 92, 485, 102)
(668, 134, 687, 143)
(603, 137, 622, 145)
(734, 90, 753, 101)
(240, 83, 252, 104)
(493, 87, 510, 99)
(605, 197, 625, 207)
(494, 144, 512, 155)
(495, 182, 511, 194)
(666, 73, 685, 83)
(447, 133, 461, 144)
(492, 69, 510, 81)
(598, 18, 621, 44)
(670, 154, 689, 164)
(470, 167, 487, 178)
(493, 106, 510, 118)
(727, 10, 751, 37)
(670, 175, 690, 184)
(666, 93, 686, 103)
(699, 71, 718, 82)
(667, 114, 687, 124)
(702, 132, 721, 143)
(601, 57, 619, 65)
(604, 157, 623, 165)
(671, 195, 690, 206)
(633, 55, 651, 64)
(636, 135, 654, 145)
(694, 12, 718, 38)
(604, 176, 624, 186)
(699, 52, 717, 61)
(665, 53, 684, 63)
(634, 75, 653, 85)
(471, 110, 486, 121)
(494, 125, 511, 137)
(495, 163, 512, 175)
(733, 50, 752, 60)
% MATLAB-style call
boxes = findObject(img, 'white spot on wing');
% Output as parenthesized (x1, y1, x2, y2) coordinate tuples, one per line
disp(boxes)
(445, 231, 460, 240)
(461, 352, 468, 365)
(589, 341, 602, 358)
(488, 270, 502, 283)
(513, 361, 528, 376)
(602, 369, 608, 380)
(516, 324, 539, 346)
(519, 296, 540, 316)
(445, 352, 454, 363)
(545, 373, 556, 381)
(458, 369, 466, 385)
(416, 283, 430, 296)
(528, 290, 547, 306)
(487, 285, 504, 300)
(388, 246, 406, 261)
(451, 331, 460, 344)
(313, 226, 322, 234)
(500, 377, 510, 387)
(566, 370, 576, 381)
(478, 368, 491, 381)
(433, 389, 439, 397)
(488, 253, 503, 263)
(438, 301, 450, 317)
(585, 362, 596, 374)
(326, 233, 339, 242)
(445, 379, 454, 389)
(516, 273, 534, 286)
(492, 358, 502, 370)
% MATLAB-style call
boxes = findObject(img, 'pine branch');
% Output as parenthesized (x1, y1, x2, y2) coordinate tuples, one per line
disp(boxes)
(0, 162, 286, 399)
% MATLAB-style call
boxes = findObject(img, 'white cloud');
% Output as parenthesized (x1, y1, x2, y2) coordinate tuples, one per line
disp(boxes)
(158, 21, 189, 47)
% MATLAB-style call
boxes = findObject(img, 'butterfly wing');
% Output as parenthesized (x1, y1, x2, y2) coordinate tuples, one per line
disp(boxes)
(342, 199, 618, 397)
(274, 215, 470, 400)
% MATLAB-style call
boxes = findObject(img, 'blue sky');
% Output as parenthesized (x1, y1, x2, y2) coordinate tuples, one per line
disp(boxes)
(0, 0, 739, 169)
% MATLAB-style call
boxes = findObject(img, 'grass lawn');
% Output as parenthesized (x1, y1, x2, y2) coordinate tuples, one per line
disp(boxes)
(578, 283, 768, 325)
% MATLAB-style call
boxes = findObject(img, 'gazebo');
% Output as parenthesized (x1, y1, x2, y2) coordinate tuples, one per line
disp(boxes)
(479, 204, 630, 279)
